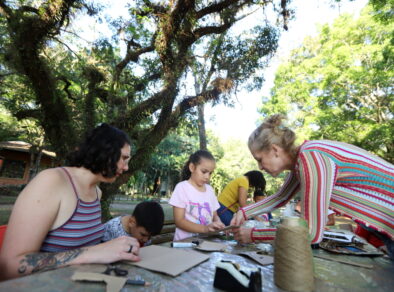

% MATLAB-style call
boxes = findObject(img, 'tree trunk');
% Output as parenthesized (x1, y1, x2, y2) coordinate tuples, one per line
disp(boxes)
(198, 104, 207, 150)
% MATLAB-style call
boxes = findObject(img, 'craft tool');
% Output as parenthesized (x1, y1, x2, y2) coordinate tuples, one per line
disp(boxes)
(126, 279, 151, 286)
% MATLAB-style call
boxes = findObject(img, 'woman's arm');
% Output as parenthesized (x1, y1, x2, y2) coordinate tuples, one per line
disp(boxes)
(234, 152, 337, 244)
(231, 172, 300, 226)
(0, 170, 139, 280)
(2, 236, 140, 280)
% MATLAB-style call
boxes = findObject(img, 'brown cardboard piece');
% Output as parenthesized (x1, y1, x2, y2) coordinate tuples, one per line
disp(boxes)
(237, 251, 274, 266)
(71, 272, 127, 292)
(125, 245, 210, 277)
(195, 240, 227, 252)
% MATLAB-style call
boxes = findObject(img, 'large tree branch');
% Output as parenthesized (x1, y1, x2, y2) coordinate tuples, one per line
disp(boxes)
(114, 44, 155, 83)
(4, 0, 83, 159)
(20, 6, 39, 14)
(15, 109, 42, 120)
(193, 23, 233, 39)
(57, 76, 76, 101)
(128, 77, 233, 174)
(132, 72, 162, 92)
(0, 0, 12, 17)
(112, 86, 175, 128)
(196, 0, 252, 18)
(54, 37, 82, 60)
(171, 78, 233, 121)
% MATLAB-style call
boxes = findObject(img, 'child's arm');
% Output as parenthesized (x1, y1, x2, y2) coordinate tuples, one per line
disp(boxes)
(237, 187, 248, 208)
(173, 207, 221, 233)
(212, 211, 225, 229)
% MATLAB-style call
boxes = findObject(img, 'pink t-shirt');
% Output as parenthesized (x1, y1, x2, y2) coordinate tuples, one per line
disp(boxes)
(169, 180, 220, 241)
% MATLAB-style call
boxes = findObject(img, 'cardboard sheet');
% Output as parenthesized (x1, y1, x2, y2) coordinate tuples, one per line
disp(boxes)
(195, 240, 227, 252)
(126, 245, 210, 277)
(71, 272, 127, 292)
(237, 251, 274, 266)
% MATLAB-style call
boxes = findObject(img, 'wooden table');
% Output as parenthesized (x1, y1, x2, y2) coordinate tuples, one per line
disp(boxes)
(0, 237, 393, 291)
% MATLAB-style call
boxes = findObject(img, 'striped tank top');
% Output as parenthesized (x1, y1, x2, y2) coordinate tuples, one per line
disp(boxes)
(40, 168, 104, 252)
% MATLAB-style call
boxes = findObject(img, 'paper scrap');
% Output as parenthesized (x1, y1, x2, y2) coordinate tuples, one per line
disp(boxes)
(71, 272, 127, 292)
(195, 240, 227, 252)
(237, 251, 274, 266)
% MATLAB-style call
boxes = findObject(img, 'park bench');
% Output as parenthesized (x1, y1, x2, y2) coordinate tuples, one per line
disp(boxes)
(151, 219, 175, 244)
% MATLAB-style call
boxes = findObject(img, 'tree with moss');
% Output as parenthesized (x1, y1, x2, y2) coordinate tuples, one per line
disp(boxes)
(0, 0, 291, 219)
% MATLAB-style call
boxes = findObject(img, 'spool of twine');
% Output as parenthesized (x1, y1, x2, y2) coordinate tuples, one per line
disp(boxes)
(274, 217, 314, 292)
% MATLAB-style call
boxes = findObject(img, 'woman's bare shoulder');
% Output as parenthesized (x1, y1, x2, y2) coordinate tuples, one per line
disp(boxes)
(19, 168, 67, 199)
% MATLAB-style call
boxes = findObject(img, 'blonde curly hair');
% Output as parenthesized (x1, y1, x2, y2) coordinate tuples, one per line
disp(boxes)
(248, 114, 298, 157)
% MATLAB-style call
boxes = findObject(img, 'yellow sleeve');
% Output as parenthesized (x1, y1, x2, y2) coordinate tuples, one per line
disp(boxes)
(218, 176, 249, 213)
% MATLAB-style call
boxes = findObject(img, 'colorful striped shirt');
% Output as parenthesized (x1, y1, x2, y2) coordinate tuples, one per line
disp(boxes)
(242, 140, 394, 243)
(40, 168, 104, 252)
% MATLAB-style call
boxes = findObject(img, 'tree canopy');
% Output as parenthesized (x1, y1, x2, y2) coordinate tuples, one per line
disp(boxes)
(259, 4, 393, 162)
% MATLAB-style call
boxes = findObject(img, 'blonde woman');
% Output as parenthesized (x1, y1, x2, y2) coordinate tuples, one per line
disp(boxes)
(231, 114, 394, 259)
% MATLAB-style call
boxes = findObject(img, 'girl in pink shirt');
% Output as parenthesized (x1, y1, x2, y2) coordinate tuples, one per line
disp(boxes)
(169, 150, 225, 240)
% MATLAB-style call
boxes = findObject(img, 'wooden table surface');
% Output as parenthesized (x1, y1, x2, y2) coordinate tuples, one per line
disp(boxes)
(0, 236, 393, 292)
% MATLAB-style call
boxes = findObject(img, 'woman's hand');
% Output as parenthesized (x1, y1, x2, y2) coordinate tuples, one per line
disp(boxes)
(233, 227, 253, 244)
(83, 236, 141, 264)
(230, 210, 246, 226)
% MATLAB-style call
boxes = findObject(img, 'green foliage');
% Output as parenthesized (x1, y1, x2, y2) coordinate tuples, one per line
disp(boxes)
(122, 122, 200, 196)
(259, 5, 394, 162)
(209, 137, 285, 196)
(369, 0, 394, 23)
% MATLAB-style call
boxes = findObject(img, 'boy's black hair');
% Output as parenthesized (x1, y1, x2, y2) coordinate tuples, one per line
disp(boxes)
(133, 201, 164, 236)
(67, 123, 131, 178)
(181, 150, 215, 181)
(244, 170, 266, 190)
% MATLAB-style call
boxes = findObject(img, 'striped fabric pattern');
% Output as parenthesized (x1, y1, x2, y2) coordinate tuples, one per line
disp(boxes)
(243, 140, 394, 244)
(40, 168, 104, 252)
(251, 227, 276, 241)
(41, 199, 104, 252)
(242, 171, 300, 218)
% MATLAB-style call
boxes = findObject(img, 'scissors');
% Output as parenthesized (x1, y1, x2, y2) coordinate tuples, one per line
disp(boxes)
(103, 265, 149, 286)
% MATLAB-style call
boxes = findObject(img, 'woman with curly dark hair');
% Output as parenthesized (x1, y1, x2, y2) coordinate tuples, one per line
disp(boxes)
(0, 124, 141, 280)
